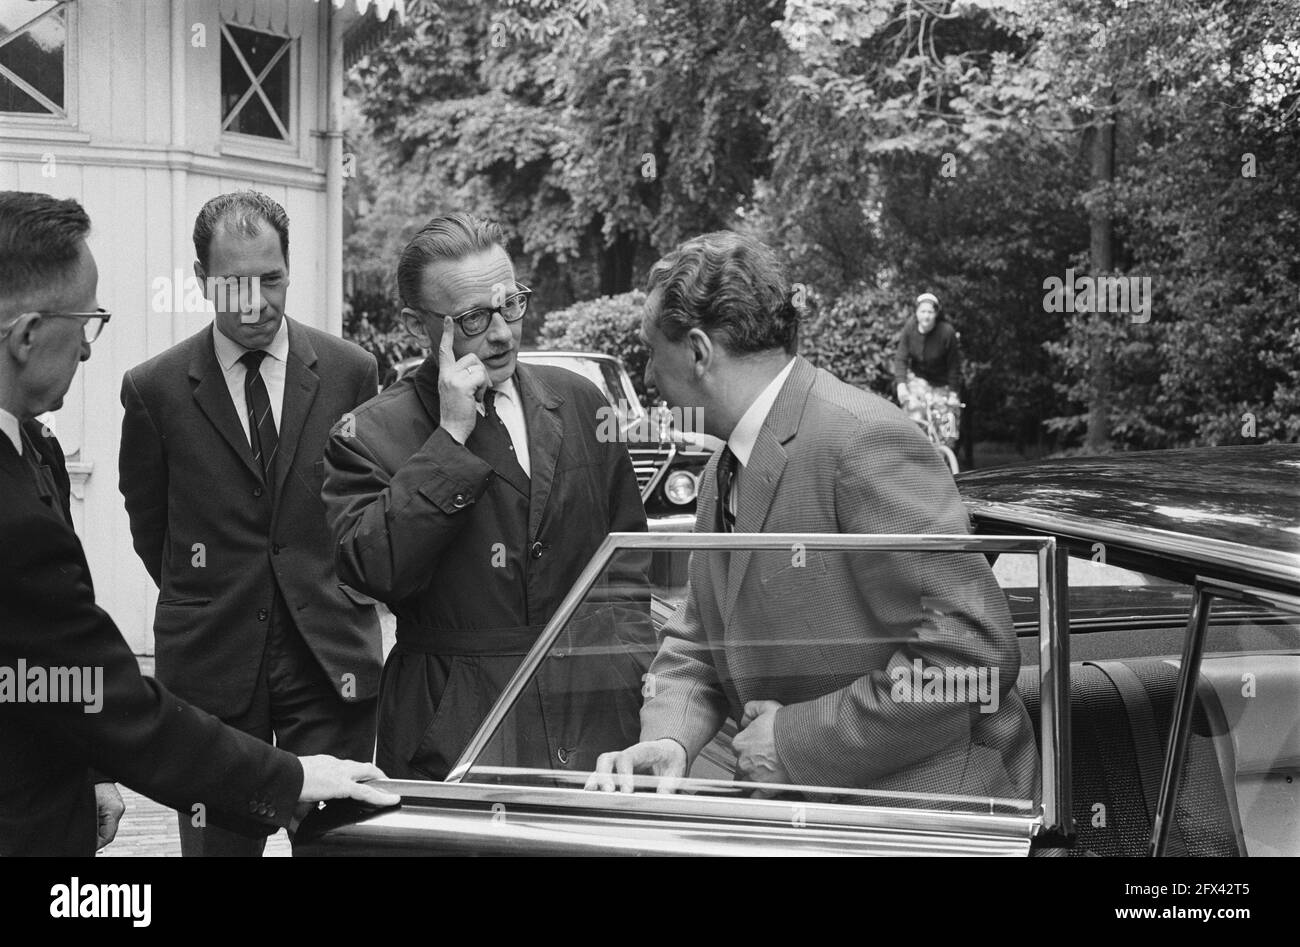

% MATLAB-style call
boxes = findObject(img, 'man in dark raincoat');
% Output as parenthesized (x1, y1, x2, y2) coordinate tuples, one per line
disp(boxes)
(323, 213, 650, 780)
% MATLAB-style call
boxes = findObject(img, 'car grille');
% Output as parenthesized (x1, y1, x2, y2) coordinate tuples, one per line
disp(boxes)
(629, 445, 673, 495)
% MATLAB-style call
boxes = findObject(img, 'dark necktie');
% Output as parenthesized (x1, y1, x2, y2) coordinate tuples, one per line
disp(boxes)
(715, 445, 737, 533)
(482, 389, 529, 487)
(20, 430, 67, 526)
(240, 350, 279, 484)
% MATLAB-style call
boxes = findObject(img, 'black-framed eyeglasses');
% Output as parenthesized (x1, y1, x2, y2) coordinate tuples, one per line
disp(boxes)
(414, 285, 532, 338)
(17, 309, 112, 343)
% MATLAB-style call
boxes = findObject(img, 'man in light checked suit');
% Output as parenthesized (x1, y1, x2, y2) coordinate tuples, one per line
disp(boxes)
(589, 232, 1038, 803)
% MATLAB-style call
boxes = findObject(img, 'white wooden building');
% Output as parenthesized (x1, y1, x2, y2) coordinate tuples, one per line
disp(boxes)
(0, 0, 404, 652)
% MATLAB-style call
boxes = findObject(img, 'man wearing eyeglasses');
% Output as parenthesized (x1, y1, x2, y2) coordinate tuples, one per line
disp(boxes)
(0, 191, 398, 856)
(322, 212, 649, 780)
(117, 190, 384, 856)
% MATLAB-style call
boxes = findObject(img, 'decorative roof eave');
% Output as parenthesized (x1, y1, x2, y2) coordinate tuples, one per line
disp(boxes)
(339, 1, 409, 69)
(217, 0, 405, 40)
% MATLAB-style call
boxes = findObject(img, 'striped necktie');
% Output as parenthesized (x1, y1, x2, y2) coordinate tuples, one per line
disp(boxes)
(240, 349, 279, 484)
(715, 445, 737, 533)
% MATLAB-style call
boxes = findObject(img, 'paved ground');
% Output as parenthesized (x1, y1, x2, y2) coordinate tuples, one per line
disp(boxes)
(97, 652, 292, 857)
(97, 787, 292, 857)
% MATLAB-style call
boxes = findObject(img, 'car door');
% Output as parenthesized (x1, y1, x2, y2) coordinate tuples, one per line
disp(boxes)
(297, 533, 1065, 855)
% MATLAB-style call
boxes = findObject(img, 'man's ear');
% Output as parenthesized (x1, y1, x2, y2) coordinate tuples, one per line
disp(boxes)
(2, 312, 40, 366)
(686, 327, 713, 374)
(399, 307, 432, 346)
(193, 261, 214, 305)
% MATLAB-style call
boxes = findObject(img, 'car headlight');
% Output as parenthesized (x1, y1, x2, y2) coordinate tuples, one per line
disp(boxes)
(663, 470, 699, 505)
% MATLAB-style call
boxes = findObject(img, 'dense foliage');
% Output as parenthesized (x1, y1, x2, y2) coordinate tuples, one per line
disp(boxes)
(345, 0, 1300, 453)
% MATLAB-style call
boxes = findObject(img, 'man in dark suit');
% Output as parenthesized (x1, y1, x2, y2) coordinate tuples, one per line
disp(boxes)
(119, 191, 383, 855)
(323, 213, 649, 780)
(590, 232, 1038, 804)
(0, 191, 396, 856)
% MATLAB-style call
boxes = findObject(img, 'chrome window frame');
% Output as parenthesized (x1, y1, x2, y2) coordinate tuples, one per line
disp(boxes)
(1151, 578, 1300, 855)
(965, 500, 1300, 590)
(444, 531, 1069, 837)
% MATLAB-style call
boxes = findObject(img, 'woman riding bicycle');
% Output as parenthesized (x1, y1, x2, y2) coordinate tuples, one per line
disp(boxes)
(893, 292, 962, 447)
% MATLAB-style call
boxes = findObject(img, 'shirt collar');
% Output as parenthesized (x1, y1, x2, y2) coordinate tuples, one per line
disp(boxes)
(0, 406, 21, 455)
(476, 376, 521, 415)
(212, 317, 290, 371)
(727, 357, 796, 467)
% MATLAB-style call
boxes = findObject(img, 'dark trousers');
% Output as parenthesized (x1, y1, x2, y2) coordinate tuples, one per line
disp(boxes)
(177, 593, 376, 856)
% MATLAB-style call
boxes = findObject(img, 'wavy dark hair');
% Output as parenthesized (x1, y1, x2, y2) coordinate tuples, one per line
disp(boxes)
(646, 231, 799, 356)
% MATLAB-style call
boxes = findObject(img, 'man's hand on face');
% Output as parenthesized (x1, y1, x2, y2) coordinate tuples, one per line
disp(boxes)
(734, 700, 790, 787)
(585, 739, 687, 794)
(297, 756, 401, 807)
(437, 315, 489, 444)
(94, 782, 125, 851)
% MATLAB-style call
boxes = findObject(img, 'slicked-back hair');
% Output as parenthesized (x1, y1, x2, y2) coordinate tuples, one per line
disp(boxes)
(193, 190, 290, 271)
(397, 212, 507, 309)
(646, 231, 799, 356)
(0, 191, 91, 312)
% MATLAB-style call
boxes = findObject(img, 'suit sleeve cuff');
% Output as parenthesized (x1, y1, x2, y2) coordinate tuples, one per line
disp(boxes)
(269, 753, 305, 830)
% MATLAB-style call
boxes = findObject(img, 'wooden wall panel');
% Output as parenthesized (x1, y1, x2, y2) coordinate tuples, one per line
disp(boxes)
(1, 0, 336, 655)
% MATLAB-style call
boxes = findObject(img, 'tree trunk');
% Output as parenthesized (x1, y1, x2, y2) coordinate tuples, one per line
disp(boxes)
(1084, 96, 1116, 454)
(598, 231, 636, 296)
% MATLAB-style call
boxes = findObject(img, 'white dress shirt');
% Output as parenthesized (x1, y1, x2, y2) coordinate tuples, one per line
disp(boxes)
(724, 357, 796, 517)
(476, 376, 530, 477)
(212, 319, 289, 445)
(0, 406, 21, 455)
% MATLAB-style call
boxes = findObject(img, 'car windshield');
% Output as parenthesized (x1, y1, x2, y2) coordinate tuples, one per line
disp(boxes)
(523, 354, 644, 425)
(447, 534, 1048, 817)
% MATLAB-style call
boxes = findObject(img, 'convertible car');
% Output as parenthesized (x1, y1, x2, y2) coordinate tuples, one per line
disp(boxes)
(297, 445, 1299, 856)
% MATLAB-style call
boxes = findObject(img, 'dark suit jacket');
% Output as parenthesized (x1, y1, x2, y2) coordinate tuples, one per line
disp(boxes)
(119, 319, 382, 718)
(0, 424, 302, 856)
(640, 357, 1039, 802)
(322, 357, 649, 778)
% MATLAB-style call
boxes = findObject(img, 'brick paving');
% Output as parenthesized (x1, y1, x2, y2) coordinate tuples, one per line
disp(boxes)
(96, 787, 292, 857)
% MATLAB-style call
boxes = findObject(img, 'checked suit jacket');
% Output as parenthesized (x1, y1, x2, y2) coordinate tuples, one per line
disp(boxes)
(0, 422, 302, 856)
(639, 356, 1039, 803)
(118, 319, 382, 719)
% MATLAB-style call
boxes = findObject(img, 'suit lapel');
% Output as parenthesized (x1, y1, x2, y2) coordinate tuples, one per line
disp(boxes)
(6, 423, 64, 527)
(720, 357, 817, 624)
(273, 320, 320, 499)
(722, 428, 789, 622)
(515, 364, 564, 540)
(190, 326, 264, 484)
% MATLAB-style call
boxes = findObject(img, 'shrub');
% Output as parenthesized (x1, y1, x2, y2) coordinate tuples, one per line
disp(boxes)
(797, 285, 904, 397)
(537, 290, 651, 402)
